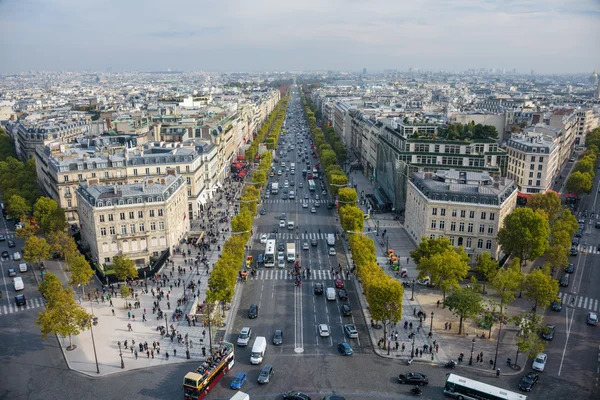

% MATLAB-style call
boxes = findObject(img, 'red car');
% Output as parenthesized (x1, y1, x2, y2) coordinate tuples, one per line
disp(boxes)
(334, 278, 344, 289)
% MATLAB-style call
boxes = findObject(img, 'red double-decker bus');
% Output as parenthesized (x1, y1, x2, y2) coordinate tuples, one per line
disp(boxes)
(183, 342, 234, 400)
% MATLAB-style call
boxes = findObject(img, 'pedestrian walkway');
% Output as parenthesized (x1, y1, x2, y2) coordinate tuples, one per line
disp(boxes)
(557, 292, 599, 312)
(0, 297, 45, 316)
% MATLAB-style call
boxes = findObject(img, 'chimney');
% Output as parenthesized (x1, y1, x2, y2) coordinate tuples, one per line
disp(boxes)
(87, 178, 99, 186)
(166, 168, 176, 176)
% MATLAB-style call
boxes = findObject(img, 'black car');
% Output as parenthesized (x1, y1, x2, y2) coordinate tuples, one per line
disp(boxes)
(272, 330, 283, 345)
(248, 304, 259, 319)
(1, 251, 8, 259)
(15, 294, 26, 306)
(560, 274, 570, 287)
(542, 324, 555, 340)
(565, 263, 575, 273)
(341, 304, 352, 316)
(278, 243, 285, 252)
(283, 392, 311, 400)
(314, 283, 324, 295)
(338, 289, 348, 301)
(551, 299, 562, 311)
(311, 239, 318, 246)
(398, 372, 429, 385)
(571, 238, 579, 246)
(7, 240, 15, 248)
(257, 364, 274, 384)
(519, 372, 539, 392)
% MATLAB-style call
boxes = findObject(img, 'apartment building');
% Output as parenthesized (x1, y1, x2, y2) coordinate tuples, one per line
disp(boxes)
(575, 108, 600, 140)
(15, 117, 91, 160)
(333, 102, 355, 149)
(76, 174, 189, 267)
(35, 138, 218, 225)
(504, 130, 559, 195)
(405, 170, 518, 260)
(548, 109, 578, 162)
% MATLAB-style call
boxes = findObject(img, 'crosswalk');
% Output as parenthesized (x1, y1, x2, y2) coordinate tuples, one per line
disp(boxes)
(557, 292, 599, 312)
(0, 233, 16, 240)
(0, 297, 45, 316)
(266, 232, 332, 241)
(574, 244, 600, 254)
(263, 198, 327, 204)
(246, 269, 334, 281)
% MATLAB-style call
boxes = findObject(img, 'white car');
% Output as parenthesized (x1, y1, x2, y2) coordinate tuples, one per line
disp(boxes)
(278, 259, 285, 268)
(532, 353, 547, 372)
(344, 324, 358, 338)
(302, 203, 308, 208)
(318, 324, 330, 337)
(279, 220, 286, 228)
(417, 277, 431, 285)
(311, 207, 316, 213)
(328, 248, 336, 256)
(278, 252, 285, 261)
(260, 234, 268, 244)
(302, 242, 309, 250)
(315, 195, 320, 200)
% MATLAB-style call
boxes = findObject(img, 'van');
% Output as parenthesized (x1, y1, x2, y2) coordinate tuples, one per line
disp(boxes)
(326, 287, 336, 301)
(12, 252, 22, 261)
(250, 336, 267, 364)
(229, 391, 250, 400)
(237, 327, 252, 346)
(289, 191, 295, 199)
(19, 263, 28, 272)
(287, 221, 295, 230)
(13, 277, 24, 291)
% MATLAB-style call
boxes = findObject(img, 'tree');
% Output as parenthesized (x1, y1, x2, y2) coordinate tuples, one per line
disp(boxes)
(339, 205, 364, 233)
(113, 255, 138, 282)
(39, 272, 64, 306)
(410, 237, 453, 265)
(444, 287, 484, 334)
(337, 188, 357, 206)
(15, 218, 40, 240)
(6, 194, 30, 221)
(522, 269, 559, 309)
(497, 208, 550, 269)
(119, 285, 131, 302)
(565, 171, 593, 195)
(366, 277, 403, 351)
(23, 236, 51, 266)
(527, 192, 561, 223)
(70, 254, 95, 297)
(491, 258, 524, 313)
(475, 252, 498, 294)
(33, 197, 67, 234)
(418, 248, 470, 304)
(36, 287, 92, 350)
(512, 312, 547, 367)
(48, 231, 79, 263)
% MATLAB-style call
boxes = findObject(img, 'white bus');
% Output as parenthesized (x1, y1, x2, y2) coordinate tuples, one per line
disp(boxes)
(443, 374, 527, 400)
(264, 239, 276, 268)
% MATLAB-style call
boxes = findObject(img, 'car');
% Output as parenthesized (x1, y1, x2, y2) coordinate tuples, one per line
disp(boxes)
(230, 372, 247, 389)
(322, 190, 327, 195)
(569, 157, 576, 162)
(519, 372, 539, 392)
(398, 372, 429, 385)
(260, 234, 268, 244)
(327, 202, 334, 209)
(578, 217, 585, 224)
(260, 209, 267, 215)
(237, 327, 252, 346)
(338, 342, 353, 355)
(571, 238, 579, 246)
(334, 278, 344, 288)
(311, 207, 316, 213)
(7, 268, 16, 277)
(321, 396, 346, 400)
(278, 243, 285, 252)
(304, 193, 309, 199)
(15, 222, 23, 229)
(314, 201, 320, 207)
(575, 230, 583, 238)
(551, 299, 562, 311)
(315, 195, 320, 200)
(278, 259, 285, 268)
(272, 330, 283, 345)
(328, 248, 336, 256)
(282, 194, 288, 200)
(302, 242, 309, 250)
(1, 251, 8, 259)
(570, 247, 578, 256)
(0, 234, 5, 241)
(278, 252, 285, 261)
(277, 170, 282, 176)
(338, 289, 348, 300)
(341, 304, 352, 316)
(299, 182, 303, 188)
(248, 304, 259, 319)
(542, 324, 555, 340)
(283, 391, 311, 400)
(15, 294, 26, 306)
(7, 240, 15, 248)
(265, 193, 270, 199)
(279, 220, 286, 228)
(588, 312, 598, 325)
(314, 283, 324, 295)
(559, 274, 569, 287)
(564, 263, 574, 273)
(344, 324, 358, 338)
(532, 353, 547, 371)
(281, 213, 287, 220)
(257, 364, 274, 384)
(311, 239, 318, 247)
(19, 263, 27, 272)
(318, 324, 330, 337)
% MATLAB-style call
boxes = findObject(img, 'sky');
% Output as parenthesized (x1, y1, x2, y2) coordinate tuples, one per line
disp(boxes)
(0, 0, 599, 74)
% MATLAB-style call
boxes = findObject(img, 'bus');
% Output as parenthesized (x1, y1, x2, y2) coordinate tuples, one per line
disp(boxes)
(308, 180, 316, 192)
(443, 373, 527, 400)
(183, 342, 234, 400)
(264, 239, 276, 268)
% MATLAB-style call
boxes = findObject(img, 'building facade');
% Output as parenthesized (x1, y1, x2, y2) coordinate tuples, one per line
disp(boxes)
(405, 170, 518, 260)
(15, 118, 91, 160)
(76, 174, 189, 267)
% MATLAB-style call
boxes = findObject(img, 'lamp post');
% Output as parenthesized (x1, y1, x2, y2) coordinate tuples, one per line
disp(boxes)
(411, 335, 416, 358)
(411, 279, 415, 301)
(118, 341, 124, 369)
(469, 338, 476, 365)
(429, 312, 434, 336)
(376, 220, 380, 236)
(88, 299, 100, 374)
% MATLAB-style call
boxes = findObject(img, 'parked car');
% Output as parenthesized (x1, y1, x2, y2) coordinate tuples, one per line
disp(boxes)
(519, 372, 539, 392)
(560, 274, 570, 287)
(551, 299, 562, 311)
(542, 324, 555, 340)
(283, 392, 311, 400)
(7, 240, 15, 248)
(7, 268, 16, 277)
(532, 353, 547, 371)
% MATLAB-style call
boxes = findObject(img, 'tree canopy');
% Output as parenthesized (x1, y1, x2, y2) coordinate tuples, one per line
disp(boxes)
(444, 287, 484, 334)
(113, 255, 138, 281)
(497, 208, 550, 268)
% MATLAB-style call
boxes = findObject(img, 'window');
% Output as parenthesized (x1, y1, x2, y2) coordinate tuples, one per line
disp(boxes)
(139, 223, 145, 232)
(430, 234, 436, 239)
(188, 190, 192, 197)
(488, 226, 494, 234)
(477, 239, 483, 248)
(150, 210, 155, 217)
(100, 227, 107, 236)
(531, 156, 536, 162)
(459, 222, 465, 232)
(145, 168, 150, 175)
(450, 236, 455, 246)
(460, 210, 466, 218)
(536, 180, 541, 186)
(99, 215, 105, 222)
(466, 238, 472, 248)
(529, 172, 534, 178)
(458, 237, 464, 246)
(450, 222, 456, 231)
(64, 175, 69, 182)
(130, 224, 136, 234)
(530, 164, 534, 170)
(528, 179, 532, 185)
(91, 172, 96, 178)
(121, 225, 127, 235)
(439, 221, 445, 230)
(156, 167, 161, 174)
(469, 211, 475, 219)
(489, 213, 495, 221)
(486, 240, 492, 249)
(120, 213, 126, 220)
(431, 220, 437, 229)
(108, 214, 114, 221)
(479, 224, 485, 233)
(159, 221, 165, 230)
(67, 200, 72, 208)
(104, 257, 111, 263)
(150, 222, 156, 231)
(104, 171, 109, 178)
(467, 223, 473, 233)
(134, 169, 138, 176)
(440, 208, 446, 216)
(109, 226, 115, 235)
(537, 172, 542, 178)
(158, 209, 164, 217)
(538, 164, 543, 170)
(138, 211, 143, 218)
(186, 177, 191, 184)
(452, 209, 457, 217)
(78, 173, 83, 181)
(432, 208, 438, 216)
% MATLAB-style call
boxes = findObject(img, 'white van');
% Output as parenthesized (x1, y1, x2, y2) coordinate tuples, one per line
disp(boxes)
(19, 263, 28, 272)
(250, 336, 267, 364)
(13, 277, 24, 291)
(229, 392, 250, 400)
(12, 252, 22, 261)
(326, 287, 336, 301)
(287, 221, 295, 230)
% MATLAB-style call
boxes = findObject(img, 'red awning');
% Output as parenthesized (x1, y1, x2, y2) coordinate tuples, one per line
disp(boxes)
(517, 192, 533, 200)
(237, 154, 245, 161)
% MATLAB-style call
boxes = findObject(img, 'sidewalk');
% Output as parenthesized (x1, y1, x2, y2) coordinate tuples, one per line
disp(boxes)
(342, 169, 525, 375)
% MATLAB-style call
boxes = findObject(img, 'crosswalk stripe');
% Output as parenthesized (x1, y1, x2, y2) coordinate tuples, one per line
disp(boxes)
(594, 299, 598, 312)
(583, 297, 589, 309)
(578, 296, 584, 307)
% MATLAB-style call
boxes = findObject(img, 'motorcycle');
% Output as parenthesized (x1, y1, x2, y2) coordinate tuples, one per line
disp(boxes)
(445, 360, 457, 369)
(410, 386, 423, 396)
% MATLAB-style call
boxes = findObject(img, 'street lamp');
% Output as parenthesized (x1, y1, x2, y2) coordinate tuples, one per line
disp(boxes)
(429, 312, 434, 336)
(88, 299, 100, 374)
(411, 279, 415, 301)
(469, 338, 476, 365)
(118, 341, 124, 369)
(411, 335, 416, 358)
(376, 220, 380, 236)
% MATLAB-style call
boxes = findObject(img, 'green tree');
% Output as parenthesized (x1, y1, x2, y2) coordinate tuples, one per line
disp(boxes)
(39, 272, 64, 306)
(119, 285, 131, 302)
(36, 287, 92, 350)
(366, 277, 403, 350)
(70, 254, 95, 298)
(475, 252, 498, 294)
(113, 255, 138, 282)
(497, 208, 550, 269)
(6, 194, 30, 221)
(491, 258, 524, 314)
(23, 236, 52, 266)
(565, 171, 593, 195)
(337, 187, 357, 206)
(0, 132, 17, 161)
(418, 248, 470, 304)
(33, 197, 67, 234)
(512, 312, 547, 367)
(339, 205, 364, 233)
(444, 287, 484, 334)
(527, 192, 562, 222)
(410, 236, 453, 265)
(522, 269, 559, 309)
(47, 231, 79, 265)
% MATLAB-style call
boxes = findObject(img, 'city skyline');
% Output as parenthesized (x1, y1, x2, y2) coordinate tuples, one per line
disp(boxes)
(0, 0, 599, 74)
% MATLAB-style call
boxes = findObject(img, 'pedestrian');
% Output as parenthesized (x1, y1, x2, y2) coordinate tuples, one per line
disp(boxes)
(151, 350, 154, 359)
(419, 349, 423, 357)
(147, 350, 150, 358)
(431, 353, 434, 361)
(395, 332, 398, 341)
(437, 300, 440, 307)
(173, 348, 176, 357)
(127, 323, 132, 331)
(489, 359, 494, 369)
(134, 350, 138, 359)
(496, 368, 500, 377)
(402, 343, 405, 352)
(480, 352, 484, 362)
(109, 299, 113, 307)
(142, 313, 146, 322)
(436, 343, 439, 353)
(476, 354, 480, 362)
(395, 341, 399, 350)
(127, 311, 131, 319)
(130, 346, 134, 353)
(448, 322, 452, 330)
(413, 308, 416, 316)
(112, 309, 115, 316)
(444, 322, 448, 330)
(166, 352, 169, 360)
